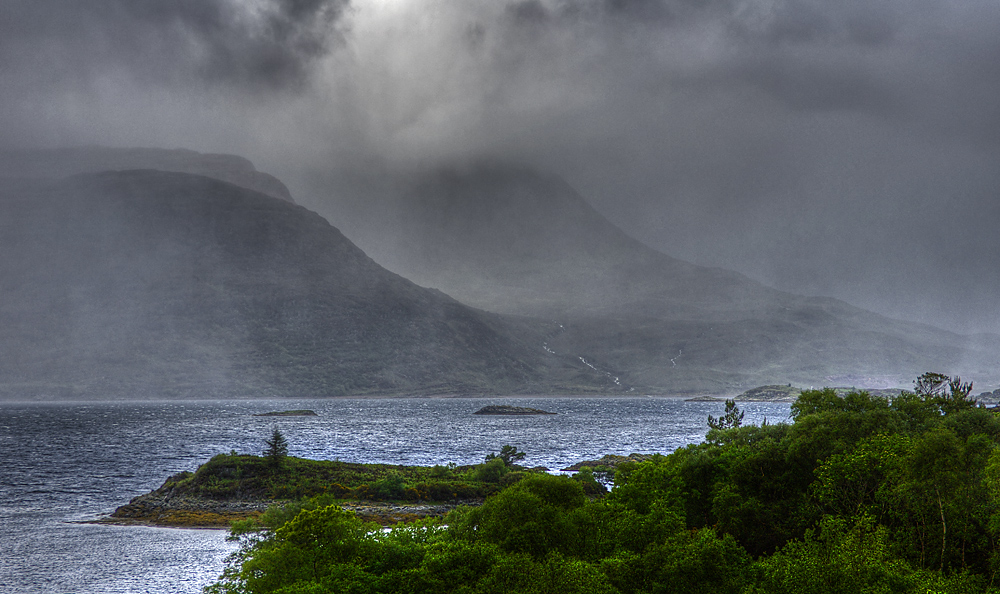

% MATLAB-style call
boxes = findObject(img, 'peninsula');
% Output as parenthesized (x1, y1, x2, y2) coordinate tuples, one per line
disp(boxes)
(101, 448, 600, 528)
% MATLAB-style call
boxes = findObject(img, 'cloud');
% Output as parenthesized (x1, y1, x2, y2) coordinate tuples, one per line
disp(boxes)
(0, 0, 347, 93)
(1, 0, 999, 334)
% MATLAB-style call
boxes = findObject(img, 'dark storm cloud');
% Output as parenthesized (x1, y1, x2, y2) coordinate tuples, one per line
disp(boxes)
(301, 0, 1000, 334)
(0, 0, 347, 93)
(490, 0, 916, 118)
(2, 0, 1000, 335)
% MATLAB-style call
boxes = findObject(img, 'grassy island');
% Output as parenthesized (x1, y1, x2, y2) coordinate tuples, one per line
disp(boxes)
(109, 445, 591, 528)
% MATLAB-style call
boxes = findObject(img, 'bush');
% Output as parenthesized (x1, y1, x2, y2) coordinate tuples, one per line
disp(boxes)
(453, 474, 587, 558)
(370, 472, 407, 500)
(470, 458, 509, 483)
(572, 467, 608, 496)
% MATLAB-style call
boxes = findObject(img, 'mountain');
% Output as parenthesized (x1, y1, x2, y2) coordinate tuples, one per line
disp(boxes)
(0, 147, 294, 203)
(318, 162, 1000, 393)
(0, 169, 615, 399)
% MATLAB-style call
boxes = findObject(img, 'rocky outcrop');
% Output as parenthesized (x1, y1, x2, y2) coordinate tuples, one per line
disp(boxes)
(105, 492, 269, 528)
(104, 491, 474, 528)
(473, 405, 556, 415)
(561, 453, 654, 472)
(253, 410, 318, 416)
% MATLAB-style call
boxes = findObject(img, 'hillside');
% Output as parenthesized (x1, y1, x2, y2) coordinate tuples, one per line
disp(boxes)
(0, 147, 294, 203)
(318, 163, 1000, 393)
(0, 170, 615, 399)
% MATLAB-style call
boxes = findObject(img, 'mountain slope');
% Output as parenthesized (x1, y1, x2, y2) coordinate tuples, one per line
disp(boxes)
(0, 170, 613, 399)
(0, 147, 294, 203)
(319, 162, 1000, 392)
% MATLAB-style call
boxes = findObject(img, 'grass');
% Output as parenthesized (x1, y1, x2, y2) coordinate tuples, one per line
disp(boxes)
(160, 454, 534, 503)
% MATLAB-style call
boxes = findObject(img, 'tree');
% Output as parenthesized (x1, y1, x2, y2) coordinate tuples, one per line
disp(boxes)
(486, 445, 526, 467)
(708, 400, 744, 431)
(264, 427, 289, 469)
(914, 372, 951, 398)
(211, 504, 376, 594)
(914, 372, 976, 415)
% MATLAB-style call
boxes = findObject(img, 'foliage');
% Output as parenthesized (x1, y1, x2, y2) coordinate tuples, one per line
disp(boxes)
(708, 399, 745, 431)
(165, 453, 540, 504)
(469, 458, 510, 484)
(571, 466, 608, 496)
(208, 373, 1000, 594)
(485, 445, 527, 467)
(913, 372, 977, 415)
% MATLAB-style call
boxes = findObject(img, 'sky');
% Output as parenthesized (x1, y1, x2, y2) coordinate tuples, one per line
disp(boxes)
(1, 0, 998, 334)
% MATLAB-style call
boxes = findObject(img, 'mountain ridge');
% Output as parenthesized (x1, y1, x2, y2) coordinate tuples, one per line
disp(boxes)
(0, 146, 294, 203)
(312, 161, 1000, 392)
(0, 169, 617, 399)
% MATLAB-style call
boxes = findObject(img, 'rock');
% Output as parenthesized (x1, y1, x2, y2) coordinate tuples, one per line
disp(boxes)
(101, 491, 473, 528)
(103, 492, 270, 528)
(473, 405, 556, 415)
(561, 453, 654, 472)
(253, 410, 318, 417)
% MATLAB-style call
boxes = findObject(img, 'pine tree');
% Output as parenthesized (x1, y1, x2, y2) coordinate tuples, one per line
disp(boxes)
(264, 427, 288, 469)
(707, 399, 744, 431)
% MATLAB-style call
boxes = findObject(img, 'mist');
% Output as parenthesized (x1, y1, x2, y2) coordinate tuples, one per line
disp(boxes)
(2, 0, 999, 334)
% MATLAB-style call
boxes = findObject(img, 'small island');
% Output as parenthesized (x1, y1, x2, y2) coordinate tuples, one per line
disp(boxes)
(473, 405, 556, 415)
(253, 410, 318, 417)
(735, 384, 802, 401)
(101, 443, 572, 528)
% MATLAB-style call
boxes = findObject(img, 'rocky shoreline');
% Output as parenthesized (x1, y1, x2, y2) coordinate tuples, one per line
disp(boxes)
(98, 492, 269, 528)
(99, 491, 477, 528)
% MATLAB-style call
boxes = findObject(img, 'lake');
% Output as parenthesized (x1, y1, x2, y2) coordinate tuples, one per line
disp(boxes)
(0, 397, 791, 593)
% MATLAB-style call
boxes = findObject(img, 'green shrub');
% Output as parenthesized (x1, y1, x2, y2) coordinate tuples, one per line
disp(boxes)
(370, 472, 407, 500)
(470, 458, 508, 483)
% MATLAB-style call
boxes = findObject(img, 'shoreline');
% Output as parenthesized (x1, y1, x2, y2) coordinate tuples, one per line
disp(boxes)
(98, 491, 479, 529)
(0, 394, 736, 405)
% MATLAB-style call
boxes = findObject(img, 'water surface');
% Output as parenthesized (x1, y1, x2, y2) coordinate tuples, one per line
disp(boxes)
(0, 397, 791, 593)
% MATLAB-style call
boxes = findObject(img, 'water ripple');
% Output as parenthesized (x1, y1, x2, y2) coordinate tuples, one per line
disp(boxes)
(0, 397, 790, 593)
